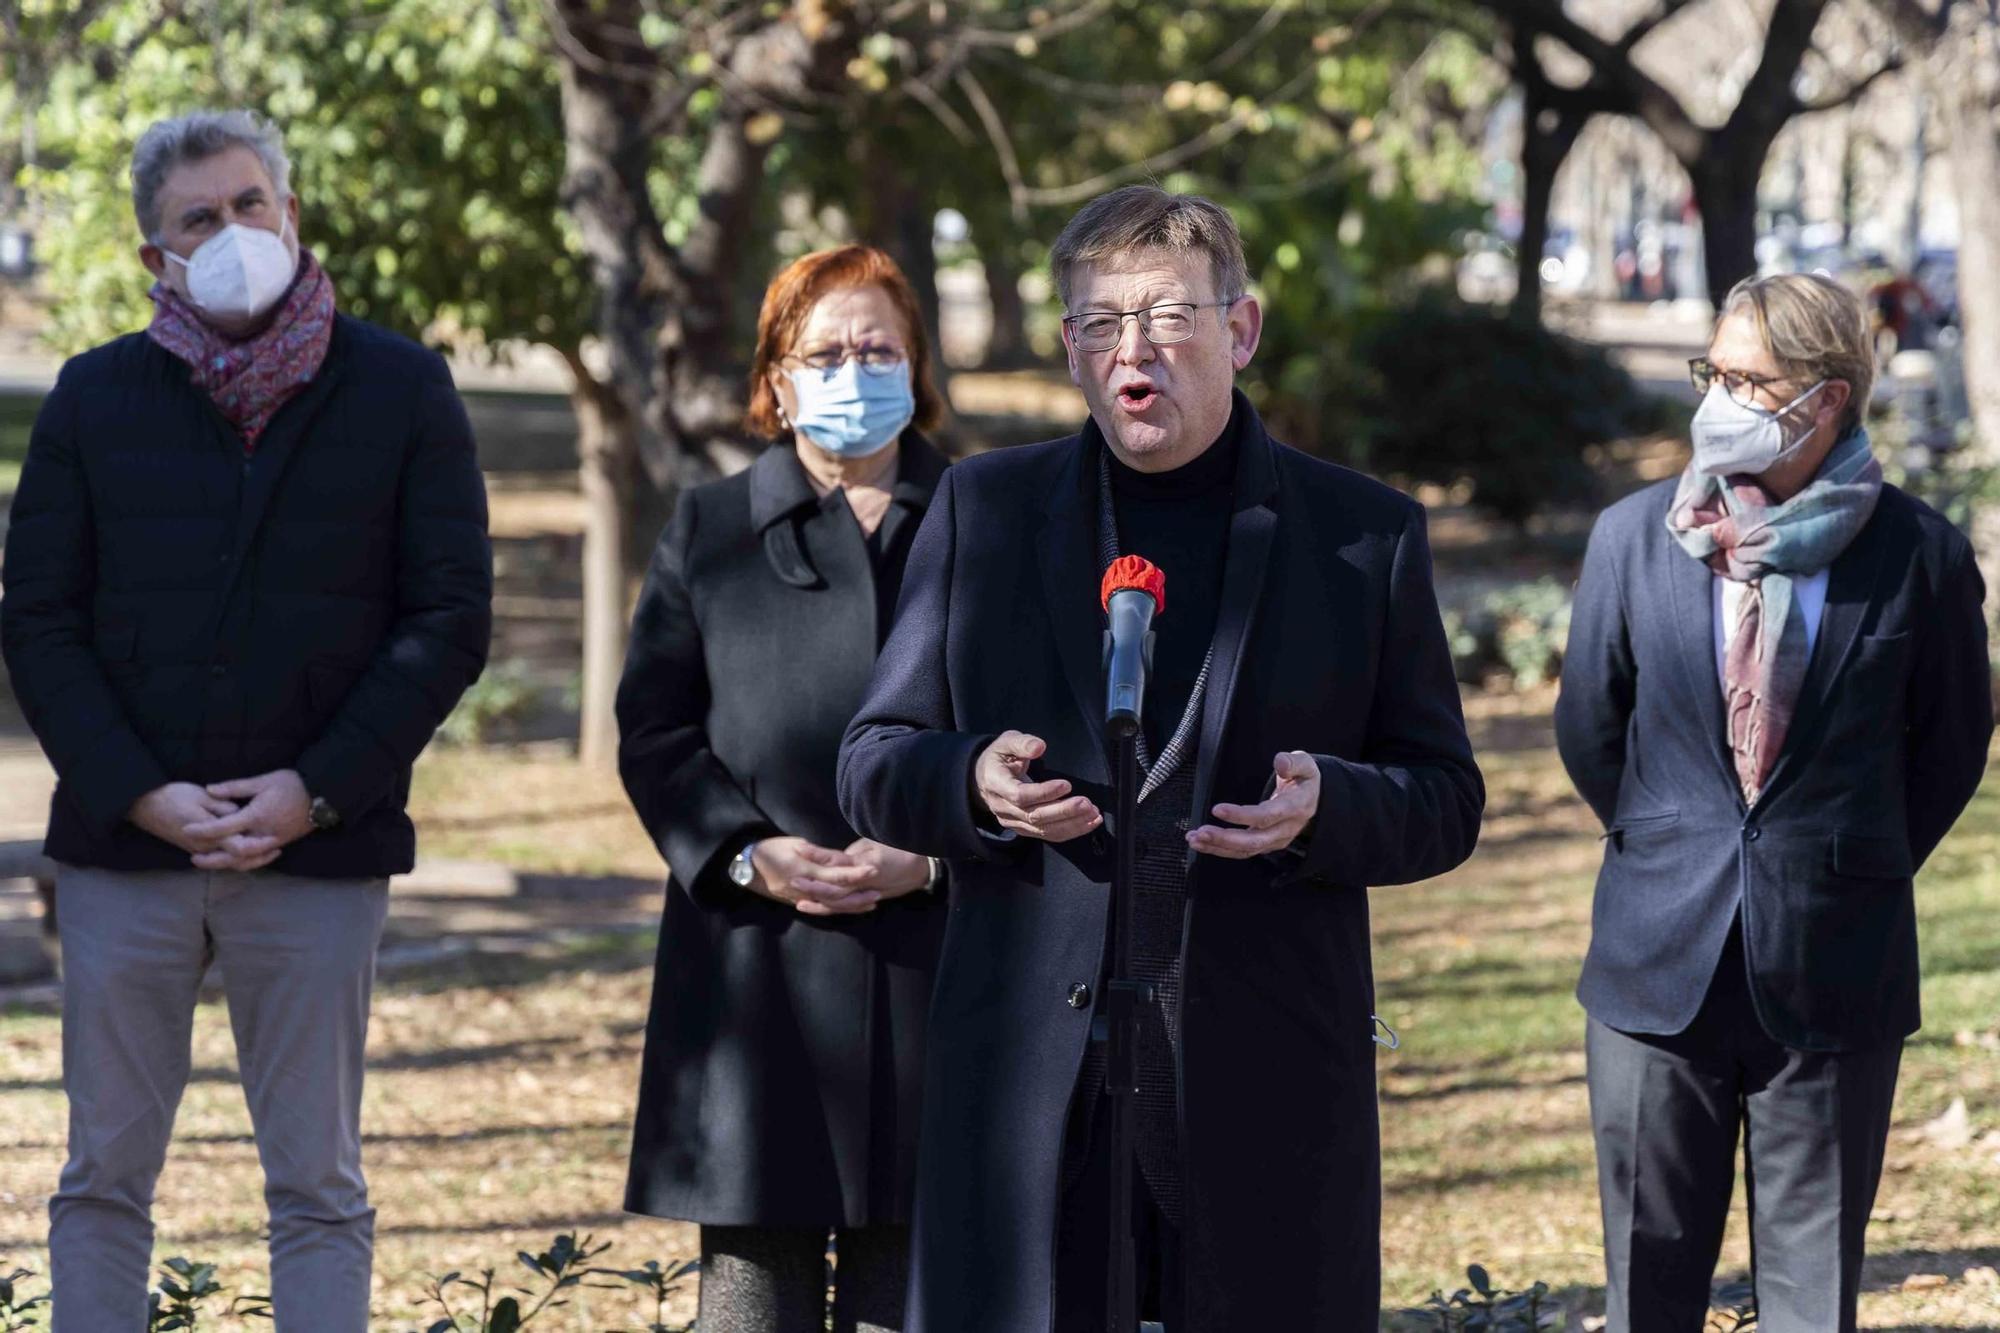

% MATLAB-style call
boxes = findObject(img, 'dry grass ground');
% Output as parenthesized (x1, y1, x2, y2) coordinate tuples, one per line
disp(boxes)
(0, 691, 1995, 1329)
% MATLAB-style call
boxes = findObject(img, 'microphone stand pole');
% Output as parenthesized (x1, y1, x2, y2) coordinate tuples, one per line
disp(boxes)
(1103, 720, 1146, 1333)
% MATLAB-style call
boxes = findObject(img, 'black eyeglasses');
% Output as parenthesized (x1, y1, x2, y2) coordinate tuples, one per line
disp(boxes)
(1688, 357, 1797, 407)
(1062, 299, 1238, 353)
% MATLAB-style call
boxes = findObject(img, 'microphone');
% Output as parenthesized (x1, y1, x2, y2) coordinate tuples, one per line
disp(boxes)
(1100, 555, 1165, 739)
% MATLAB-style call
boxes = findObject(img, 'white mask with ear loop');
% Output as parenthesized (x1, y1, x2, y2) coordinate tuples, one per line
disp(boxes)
(1689, 377, 1828, 477)
(162, 210, 297, 322)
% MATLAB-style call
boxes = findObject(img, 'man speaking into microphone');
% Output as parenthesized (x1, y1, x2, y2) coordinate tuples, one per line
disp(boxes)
(837, 185, 1483, 1330)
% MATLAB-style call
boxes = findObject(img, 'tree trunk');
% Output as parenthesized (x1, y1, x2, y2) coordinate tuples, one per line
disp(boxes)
(1514, 108, 1587, 323)
(1690, 151, 1764, 308)
(563, 351, 637, 770)
(1510, 29, 1591, 326)
(1932, 38, 2000, 466)
(984, 239, 1032, 368)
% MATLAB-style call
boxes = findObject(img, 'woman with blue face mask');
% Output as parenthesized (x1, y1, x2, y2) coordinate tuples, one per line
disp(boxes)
(614, 245, 951, 1333)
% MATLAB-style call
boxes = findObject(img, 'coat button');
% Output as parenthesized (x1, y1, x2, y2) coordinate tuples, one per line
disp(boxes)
(1746, 827, 1762, 842)
(1067, 982, 1091, 1010)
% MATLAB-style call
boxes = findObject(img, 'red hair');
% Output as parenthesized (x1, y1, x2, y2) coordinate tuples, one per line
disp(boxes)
(745, 244, 947, 440)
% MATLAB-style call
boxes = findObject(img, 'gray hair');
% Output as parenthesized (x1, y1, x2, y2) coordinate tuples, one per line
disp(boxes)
(1049, 184, 1250, 312)
(131, 109, 292, 243)
(1715, 272, 1875, 433)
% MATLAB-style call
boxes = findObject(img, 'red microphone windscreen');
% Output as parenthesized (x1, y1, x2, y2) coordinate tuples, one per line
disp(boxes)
(1100, 554, 1166, 615)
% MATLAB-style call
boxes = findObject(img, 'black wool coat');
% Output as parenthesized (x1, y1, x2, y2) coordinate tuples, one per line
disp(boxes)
(837, 396, 1484, 1330)
(618, 435, 949, 1228)
(0, 315, 492, 878)
(1555, 479, 1992, 1052)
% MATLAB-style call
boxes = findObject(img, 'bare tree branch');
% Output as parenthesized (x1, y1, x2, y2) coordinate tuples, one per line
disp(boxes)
(957, 0, 1120, 48)
(901, 74, 979, 145)
(954, 65, 1030, 217)
(1794, 51, 1907, 111)
(1616, 0, 1697, 53)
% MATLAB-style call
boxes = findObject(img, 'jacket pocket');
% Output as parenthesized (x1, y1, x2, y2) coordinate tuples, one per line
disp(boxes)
(1602, 808, 1680, 847)
(1830, 831, 1913, 879)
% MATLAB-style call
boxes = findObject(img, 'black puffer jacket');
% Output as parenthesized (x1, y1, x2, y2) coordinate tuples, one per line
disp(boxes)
(1, 314, 492, 877)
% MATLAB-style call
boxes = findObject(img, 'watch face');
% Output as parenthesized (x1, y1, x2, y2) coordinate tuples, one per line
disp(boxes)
(728, 853, 754, 886)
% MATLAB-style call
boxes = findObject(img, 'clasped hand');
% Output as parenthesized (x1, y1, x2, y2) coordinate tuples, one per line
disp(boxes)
(127, 769, 315, 872)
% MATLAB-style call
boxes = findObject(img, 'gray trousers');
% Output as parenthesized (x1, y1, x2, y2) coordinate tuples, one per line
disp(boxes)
(49, 864, 389, 1333)
(1586, 925, 1902, 1333)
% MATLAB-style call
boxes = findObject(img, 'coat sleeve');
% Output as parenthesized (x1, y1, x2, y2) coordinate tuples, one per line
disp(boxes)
(1299, 502, 1484, 886)
(294, 351, 492, 819)
(0, 365, 172, 835)
(616, 489, 779, 898)
(1554, 508, 1636, 829)
(838, 467, 1014, 863)
(1904, 531, 1992, 870)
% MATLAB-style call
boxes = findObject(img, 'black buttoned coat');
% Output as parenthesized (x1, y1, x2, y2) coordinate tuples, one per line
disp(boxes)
(837, 397, 1484, 1329)
(618, 435, 949, 1227)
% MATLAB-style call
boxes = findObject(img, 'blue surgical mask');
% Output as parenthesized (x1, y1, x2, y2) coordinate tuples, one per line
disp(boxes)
(787, 360, 914, 458)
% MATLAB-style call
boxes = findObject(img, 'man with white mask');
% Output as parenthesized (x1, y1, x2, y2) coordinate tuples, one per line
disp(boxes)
(1555, 273, 1991, 1332)
(1, 110, 491, 1328)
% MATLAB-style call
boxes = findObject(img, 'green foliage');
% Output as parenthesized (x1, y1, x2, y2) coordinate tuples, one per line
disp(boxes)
(1416, 1263, 1563, 1330)
(591, 1258, 699, 1333)
(147, 1257, 223, 1331)
(407, 1233, 616, 1333)
(438, 660, 542, 746)
(0, 1261, 51, 1333)
(24, 0, 588, 359)
(1351, 300, 1667, 525)
(1444, 578, 1573, 689)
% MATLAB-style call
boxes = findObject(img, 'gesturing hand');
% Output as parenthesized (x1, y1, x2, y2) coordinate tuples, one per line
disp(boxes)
(183, 769, 315, 872)
(128, 783, 242, 855)
(1187, 750, 1321, 860)
(973, 731, 1101, 843)
(747, 837, 883, 917)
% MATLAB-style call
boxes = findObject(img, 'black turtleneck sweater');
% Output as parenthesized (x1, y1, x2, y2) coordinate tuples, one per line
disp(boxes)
(1104, 405, 1239, 755)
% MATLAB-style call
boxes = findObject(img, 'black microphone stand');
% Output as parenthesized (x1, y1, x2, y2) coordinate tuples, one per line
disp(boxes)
(1101, 711, 1148, 1333)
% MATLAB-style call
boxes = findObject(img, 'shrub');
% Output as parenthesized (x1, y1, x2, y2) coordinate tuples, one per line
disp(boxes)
(0, 1262, 50, 1333)
(1352, 299, 1669, 526)
(439, 660, 543, 746)
(1441, 578, 1574, 689)
(1414, 1264, 1563, 1330)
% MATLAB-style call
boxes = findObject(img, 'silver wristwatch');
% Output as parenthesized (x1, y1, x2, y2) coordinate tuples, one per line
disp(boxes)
(727, 840, 759, 888)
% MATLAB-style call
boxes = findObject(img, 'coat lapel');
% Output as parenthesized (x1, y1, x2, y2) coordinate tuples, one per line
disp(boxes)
(1036, 437, 1112, 783)
(1756, 504, 1896, 801)
(1665, 533, 1737, 798)
(1188, 395, 1279, 837)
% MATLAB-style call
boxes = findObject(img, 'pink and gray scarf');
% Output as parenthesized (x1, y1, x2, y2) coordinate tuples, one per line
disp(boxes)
(146, 251, 336, 452)
(1665, 427, 1882, 804)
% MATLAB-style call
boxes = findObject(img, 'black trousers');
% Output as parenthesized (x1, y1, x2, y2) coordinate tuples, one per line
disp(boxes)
(1586, 922, 1902, 1333)
(1052, 1091, 1187, 1332)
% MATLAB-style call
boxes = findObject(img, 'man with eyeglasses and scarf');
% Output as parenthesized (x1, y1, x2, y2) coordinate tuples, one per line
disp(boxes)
(1556, 272, 1991, 1332)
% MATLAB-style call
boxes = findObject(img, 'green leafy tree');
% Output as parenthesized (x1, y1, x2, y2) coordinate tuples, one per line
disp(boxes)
(18, 0, 659, 762)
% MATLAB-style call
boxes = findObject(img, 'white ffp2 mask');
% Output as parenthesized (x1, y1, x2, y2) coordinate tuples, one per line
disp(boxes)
(163, 212, 296, 323)
(1689, 378, 1827, 477)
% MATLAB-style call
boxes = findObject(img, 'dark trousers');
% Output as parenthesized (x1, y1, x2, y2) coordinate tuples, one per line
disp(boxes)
(696, 1223, 909, 1333)
(1052, 1092, 1186, 1332)
(1586, 923, 1902, 1333)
